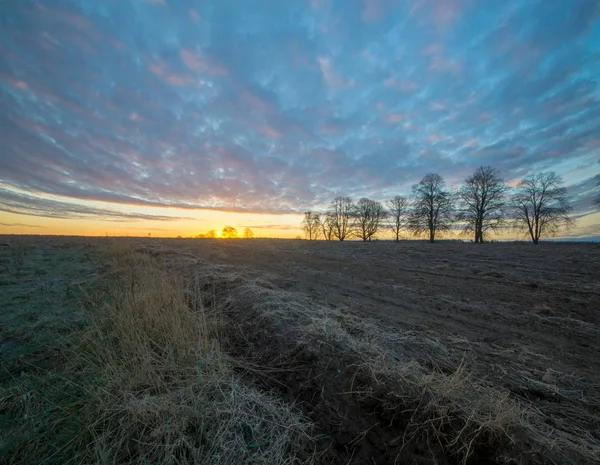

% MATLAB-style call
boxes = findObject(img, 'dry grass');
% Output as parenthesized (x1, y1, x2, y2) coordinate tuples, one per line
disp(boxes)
(104, 237, 134, 257)
(0, 248, 316, 465)
(72, 250, 316, 464)
(227, 284, 520, 463)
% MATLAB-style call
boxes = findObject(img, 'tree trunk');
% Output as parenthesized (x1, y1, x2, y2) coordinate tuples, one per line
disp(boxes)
(476, 229, 483, 243)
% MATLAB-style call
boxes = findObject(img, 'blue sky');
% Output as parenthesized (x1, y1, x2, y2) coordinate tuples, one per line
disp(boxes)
(1, 0, 599, 237)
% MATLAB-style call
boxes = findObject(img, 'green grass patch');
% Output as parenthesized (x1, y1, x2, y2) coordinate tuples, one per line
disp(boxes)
(0, 238, 103, 464)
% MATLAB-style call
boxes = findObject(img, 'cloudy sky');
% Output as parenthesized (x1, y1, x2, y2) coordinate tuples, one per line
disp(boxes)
(1, 0, 599, 238)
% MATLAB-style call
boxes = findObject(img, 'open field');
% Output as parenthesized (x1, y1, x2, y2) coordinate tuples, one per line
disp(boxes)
(1, 236, 599, 464)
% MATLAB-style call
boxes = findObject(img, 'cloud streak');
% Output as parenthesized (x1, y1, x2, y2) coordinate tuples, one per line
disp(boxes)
(0, 187, 193, 222)
(0, 0, 598, 228)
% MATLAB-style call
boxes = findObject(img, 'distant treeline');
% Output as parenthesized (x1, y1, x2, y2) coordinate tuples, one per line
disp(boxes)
(302, 167, 578, 244)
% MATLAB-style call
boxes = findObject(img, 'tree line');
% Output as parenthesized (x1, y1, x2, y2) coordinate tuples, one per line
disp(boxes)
(196, 226, 254, 239)
(302, 167, 577, 244)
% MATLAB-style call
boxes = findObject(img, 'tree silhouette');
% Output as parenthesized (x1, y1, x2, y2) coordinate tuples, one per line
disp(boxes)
(243, 227, 254, 239)
(387, 196, 409, 242)
(302, 212, 321, 240)
(221, 226, 238, 239)
(330, 197, 353, 241)
(320, 213, 335, 241)
(352, 198, 387, 242)
(409, 173, 454, 243)
(512, 172, 573, 244)
(457, 166, 508, 243)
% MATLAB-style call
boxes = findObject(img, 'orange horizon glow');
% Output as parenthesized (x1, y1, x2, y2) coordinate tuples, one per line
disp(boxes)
(2, 207, 599, 241)
(1, 188, 599, 241)
(0, 209, 303, 239)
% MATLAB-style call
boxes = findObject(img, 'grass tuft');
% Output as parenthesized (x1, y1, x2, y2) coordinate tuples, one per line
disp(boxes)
(1, 246, 316, 464)
(74, 252, 315, 464)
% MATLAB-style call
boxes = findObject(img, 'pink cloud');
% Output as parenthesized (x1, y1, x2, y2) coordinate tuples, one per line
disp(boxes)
(189, 9, 201, 22)
(384, 77, 419, 92)
(403, 121, 421, 131)
(310, 0, 330, 10)
(166, 74, 193, 86)
(318, 56, 354, 89)
(57, 11, 94, 32)
(385, 113, 404, 123)
(309, 148, 345, 169)
(259, 125, 283, 139)
(10, 79, 28, 90)
(477, 112, 492, 122)
(423, 42, 443, 55)
(433, 0, 460, 26)
(148, 59, 195, 86)
(180, 49, 227, 76)
(361, 0, 384, 23)
(411, 0, 465, 28)
(241, 90, 276, 115)
(507, 179, 521, 188)
(429, 101, 446, 111)
(320, 122, 343, 135)
(149, 60, 168, 76)
(427, 133, 441, 143)
(584, 138, 600, 149)
(430, 56, 463, 76)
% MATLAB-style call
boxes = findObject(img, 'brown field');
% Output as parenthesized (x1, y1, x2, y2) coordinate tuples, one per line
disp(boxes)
(2, 236, 599, 464)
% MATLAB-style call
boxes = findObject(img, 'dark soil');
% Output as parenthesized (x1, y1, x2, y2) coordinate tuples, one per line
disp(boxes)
(156, 238, 600, 465)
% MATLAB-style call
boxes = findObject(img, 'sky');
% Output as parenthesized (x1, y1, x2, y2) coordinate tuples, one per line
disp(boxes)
(1, 0, 599, 239)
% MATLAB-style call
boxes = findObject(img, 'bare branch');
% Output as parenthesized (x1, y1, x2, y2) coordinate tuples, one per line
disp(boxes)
(511, 172, 574, 244)
(387, 196, 409, 242)
(302, 211, 322, 240)
(319, 212, 335, 241)
(409, 173, 454, 243)
(352, 198, 388, 242)
(329, 197, 354, 241)
(457, 166, 508, 243)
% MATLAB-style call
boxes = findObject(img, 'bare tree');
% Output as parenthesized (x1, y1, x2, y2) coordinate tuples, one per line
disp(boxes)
(302, 212, 321, 240)
(512, 172, 573, 244)
(409, 173, 454, 243)
(330, 197, 354, 241)
(221, 226, 238, 239)
(387, 196, 409, 242)
(243, 227, 254, 239)
(457, 166, 508, 243)
(352, 198, 388, 242)
(320, 213, 335, 241)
